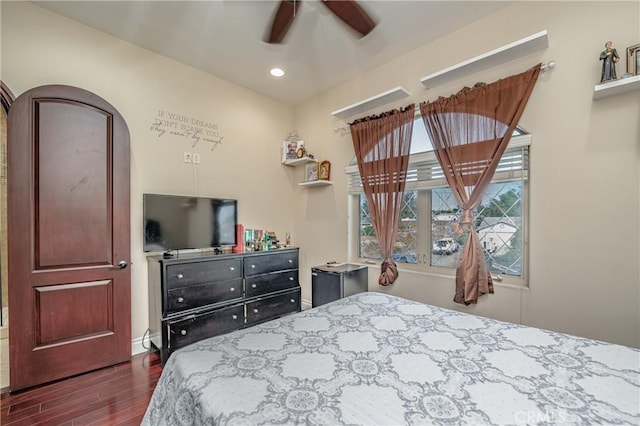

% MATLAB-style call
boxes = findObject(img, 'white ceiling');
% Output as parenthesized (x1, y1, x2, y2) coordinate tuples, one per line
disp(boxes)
(33, 0, 511, 106)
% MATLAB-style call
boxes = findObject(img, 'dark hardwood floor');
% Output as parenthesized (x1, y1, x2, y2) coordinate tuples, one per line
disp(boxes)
(1, 350, 161, 425)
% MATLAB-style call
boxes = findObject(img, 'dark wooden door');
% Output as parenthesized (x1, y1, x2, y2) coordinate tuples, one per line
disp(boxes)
(7, 85, 131, 391)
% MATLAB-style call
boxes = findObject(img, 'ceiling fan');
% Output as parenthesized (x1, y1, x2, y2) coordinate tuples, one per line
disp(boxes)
(265, 0, 377, 44)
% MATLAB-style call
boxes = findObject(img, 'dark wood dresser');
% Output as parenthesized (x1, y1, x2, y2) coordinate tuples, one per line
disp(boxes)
(147, 248, 300, 364)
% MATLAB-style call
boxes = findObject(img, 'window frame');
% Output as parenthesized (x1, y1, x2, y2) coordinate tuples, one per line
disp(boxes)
(346, 133, 531, 288)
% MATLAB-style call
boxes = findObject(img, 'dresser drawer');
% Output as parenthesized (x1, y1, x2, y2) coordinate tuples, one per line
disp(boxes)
(167, 303, 244, 352)
(166, 278, 242, 314)
(166, 257, 242, 289)
(245, 270, 298, 298)
(244, 251, 298, 276)
(245, 288, 301, 326)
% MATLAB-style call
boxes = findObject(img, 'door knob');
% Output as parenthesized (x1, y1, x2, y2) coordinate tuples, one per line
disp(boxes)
(117, 261, 128, 269)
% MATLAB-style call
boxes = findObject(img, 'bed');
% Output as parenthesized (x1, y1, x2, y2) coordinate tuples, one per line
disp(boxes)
(142, 292, 640, 425)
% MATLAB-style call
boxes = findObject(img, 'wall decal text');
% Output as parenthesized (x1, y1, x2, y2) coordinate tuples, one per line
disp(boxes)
(149, 110, 224, 151)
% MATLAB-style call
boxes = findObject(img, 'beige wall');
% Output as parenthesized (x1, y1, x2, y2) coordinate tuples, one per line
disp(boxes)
(1, 0, 638, 377)
(293, 1, 639, 348)
(1, 2, 298, 346)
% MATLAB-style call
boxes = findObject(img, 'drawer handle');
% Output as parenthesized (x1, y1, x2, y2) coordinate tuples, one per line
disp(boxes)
(232, 314, 238, 320)
(177, 297, 184, 303)
(230, 287, 235, 292)
(291, 299, 296, 303)
(251, 284, 257, 289)
(253, 308, 259, 314)
(251, 264, 255, 269)
(230, 266, 235, 271)
(289, 277, 294, 281)
(177, 273, 184, 279)
(288, 259, 293, 263)
(180, 330, 187, 336)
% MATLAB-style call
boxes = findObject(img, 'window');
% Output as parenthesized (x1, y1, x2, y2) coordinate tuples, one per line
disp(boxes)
(430, 181, 524, 276)
(359, 191, 418, 263)
(347, 117, 529, 285)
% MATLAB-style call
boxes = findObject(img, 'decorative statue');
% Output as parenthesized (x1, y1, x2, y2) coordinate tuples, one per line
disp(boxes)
(599, 41, 620, 83)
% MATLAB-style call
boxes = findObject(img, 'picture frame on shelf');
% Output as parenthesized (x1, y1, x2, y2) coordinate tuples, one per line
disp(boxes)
(626, 43, 640, 75)
(319, 160, 331, 180)
(282, 140, 303, 162)
(282, 141, 294, 162)
(305, 162, 318, 181)
(296, 145, 307, 159)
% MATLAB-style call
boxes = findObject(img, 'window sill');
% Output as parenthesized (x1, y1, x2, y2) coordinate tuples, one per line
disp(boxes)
(355, 259, 528, 289)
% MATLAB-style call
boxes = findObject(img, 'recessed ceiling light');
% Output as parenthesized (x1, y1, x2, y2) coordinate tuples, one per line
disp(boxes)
(270, 68, 285, 77)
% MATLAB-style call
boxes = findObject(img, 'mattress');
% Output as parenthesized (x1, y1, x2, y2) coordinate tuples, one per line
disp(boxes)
(142, 292, 640, 425)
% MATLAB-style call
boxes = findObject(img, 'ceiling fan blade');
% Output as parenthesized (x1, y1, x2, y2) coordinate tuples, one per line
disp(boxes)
(321, 0, 376, 38)
(265, 0, 302, 44)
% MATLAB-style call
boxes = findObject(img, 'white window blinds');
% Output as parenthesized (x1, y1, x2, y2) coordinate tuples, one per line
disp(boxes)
(346, 134, 531, 194)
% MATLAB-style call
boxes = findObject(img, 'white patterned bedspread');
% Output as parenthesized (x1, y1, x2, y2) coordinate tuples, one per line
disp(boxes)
(142, 292, 640, 425)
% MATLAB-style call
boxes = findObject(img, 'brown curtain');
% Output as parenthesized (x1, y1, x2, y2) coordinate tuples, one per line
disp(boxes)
(350, 105, 415, 286)
(419, 64, 541, 304)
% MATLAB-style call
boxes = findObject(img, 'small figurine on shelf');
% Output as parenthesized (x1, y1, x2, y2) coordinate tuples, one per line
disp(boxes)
(599, 41, 620, 83)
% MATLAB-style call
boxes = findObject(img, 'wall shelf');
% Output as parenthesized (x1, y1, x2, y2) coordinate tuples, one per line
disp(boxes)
(331, 86, 410, 120)
(282, 157, 316, 166)
(419, 30, 549, 89)
(299, 180, 333, 187)
(593, 75, 640, 99)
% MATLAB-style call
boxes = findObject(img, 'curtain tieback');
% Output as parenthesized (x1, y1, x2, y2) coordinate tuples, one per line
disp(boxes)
(460, 209, 473, 225)
(378, 258, 398, 286)
(451, 209, 474, 238)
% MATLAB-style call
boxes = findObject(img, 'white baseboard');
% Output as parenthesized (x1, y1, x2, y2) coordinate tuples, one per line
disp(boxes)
(301, 298, 312, 311)
(131, 335, 148, 356)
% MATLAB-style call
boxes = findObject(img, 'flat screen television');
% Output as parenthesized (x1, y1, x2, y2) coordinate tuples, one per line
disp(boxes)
(143, 193, 237, 252)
